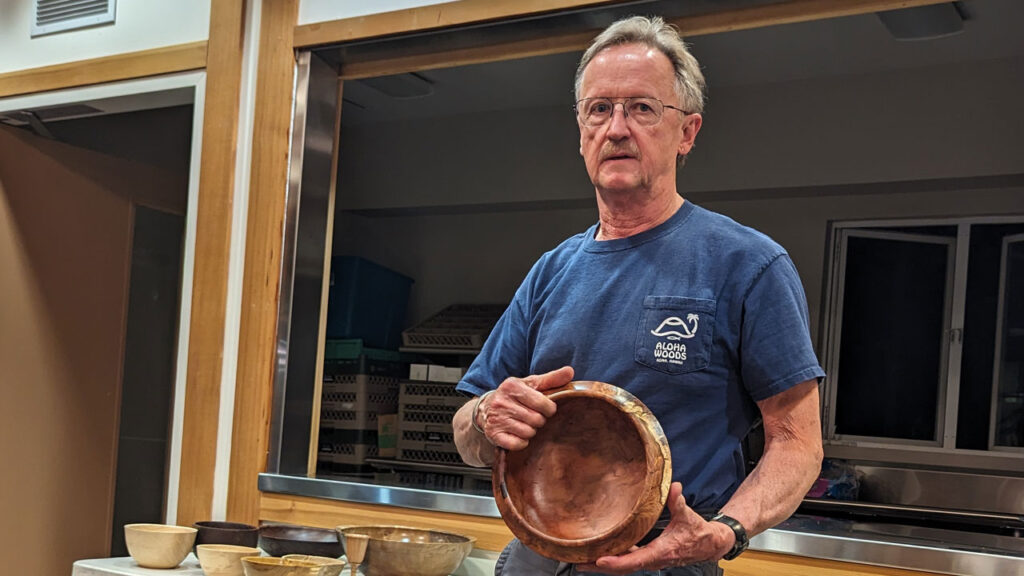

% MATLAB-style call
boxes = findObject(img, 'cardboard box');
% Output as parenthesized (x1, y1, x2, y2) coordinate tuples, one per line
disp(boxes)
(427, 365, 465, 383)
(409, 363, 429, 381)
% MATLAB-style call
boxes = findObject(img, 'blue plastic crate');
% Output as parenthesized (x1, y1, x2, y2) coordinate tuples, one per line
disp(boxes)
(326, 256, 413, 349)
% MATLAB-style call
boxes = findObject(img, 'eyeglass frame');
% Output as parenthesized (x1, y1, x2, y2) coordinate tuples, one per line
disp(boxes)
(573, 96, 691, 127)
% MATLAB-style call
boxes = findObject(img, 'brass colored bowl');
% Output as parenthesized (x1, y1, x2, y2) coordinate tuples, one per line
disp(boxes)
(240, 556, 320, 576)
(492, 381, 671, 563)
(336, 526, 475, 576)
(282, 555, 346, 576)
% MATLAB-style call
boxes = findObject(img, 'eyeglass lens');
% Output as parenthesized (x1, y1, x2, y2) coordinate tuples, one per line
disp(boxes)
(577, 97, 664, 126)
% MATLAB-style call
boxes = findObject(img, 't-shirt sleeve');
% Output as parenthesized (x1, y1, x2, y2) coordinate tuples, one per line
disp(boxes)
(456, 286, 531, 397)
(740, 254, 826, 401)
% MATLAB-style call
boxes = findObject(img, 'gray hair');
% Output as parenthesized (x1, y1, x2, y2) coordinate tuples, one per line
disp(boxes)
(574, 15, 706, 114)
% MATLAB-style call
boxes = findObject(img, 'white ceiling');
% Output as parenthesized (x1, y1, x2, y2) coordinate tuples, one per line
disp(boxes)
(340, 0, 1024, 125)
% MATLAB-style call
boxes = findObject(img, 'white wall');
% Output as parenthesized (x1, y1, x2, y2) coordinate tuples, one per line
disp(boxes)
(298, 0, 448, 25)
(0, 0, 211, 74)
(333, 56, 1024, 337)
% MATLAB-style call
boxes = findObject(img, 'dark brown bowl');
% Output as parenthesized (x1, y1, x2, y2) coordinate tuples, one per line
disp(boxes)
(258, 524, 343, 558)
(193, 521, 259, 553)
(492, 381, 671, 563)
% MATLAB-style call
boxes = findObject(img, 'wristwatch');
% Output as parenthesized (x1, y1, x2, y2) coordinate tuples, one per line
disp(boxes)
(710, 513, 749, 560)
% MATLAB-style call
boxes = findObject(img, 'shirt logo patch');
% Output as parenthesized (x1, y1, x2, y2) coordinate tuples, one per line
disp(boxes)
(651, 314, 700, 340)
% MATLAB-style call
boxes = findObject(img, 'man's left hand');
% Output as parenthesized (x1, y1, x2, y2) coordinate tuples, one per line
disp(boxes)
(575, 482, 734, 574)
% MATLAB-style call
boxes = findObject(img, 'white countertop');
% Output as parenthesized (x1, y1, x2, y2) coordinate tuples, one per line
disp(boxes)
(72, 555, 204, 576)
(72, 552, 498, 576)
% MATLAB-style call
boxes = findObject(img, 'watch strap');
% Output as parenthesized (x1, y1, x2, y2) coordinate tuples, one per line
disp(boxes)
(710, 513, 749, 560)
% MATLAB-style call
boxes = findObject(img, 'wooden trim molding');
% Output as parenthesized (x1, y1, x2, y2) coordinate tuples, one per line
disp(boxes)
(227, 0, 299, 525)
(260, 494, 514, 552)
(293, 0, 625, 49)
(331, 0, 949, 79)
(175, 0, 248, 526)
(0, 41, 207, 99)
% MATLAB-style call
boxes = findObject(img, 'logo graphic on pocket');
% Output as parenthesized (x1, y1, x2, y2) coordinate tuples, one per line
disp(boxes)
(650, 314, 699, 340)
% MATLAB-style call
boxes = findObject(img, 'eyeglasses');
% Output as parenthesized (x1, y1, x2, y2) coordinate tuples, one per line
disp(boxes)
(574, 97, 690, 127)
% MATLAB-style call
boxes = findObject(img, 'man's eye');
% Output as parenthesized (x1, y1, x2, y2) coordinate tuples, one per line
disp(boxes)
(591, 103, 611, 114)
(633, 102, 654, 113)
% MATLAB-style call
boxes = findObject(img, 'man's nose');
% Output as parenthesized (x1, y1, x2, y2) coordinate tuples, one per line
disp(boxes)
(606, 104, 631, 139)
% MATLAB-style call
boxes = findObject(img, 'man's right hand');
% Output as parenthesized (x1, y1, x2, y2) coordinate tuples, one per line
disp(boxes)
(476, 366, 574, 451)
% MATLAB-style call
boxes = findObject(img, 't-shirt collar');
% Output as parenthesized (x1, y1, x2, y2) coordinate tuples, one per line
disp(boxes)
(584, 200, 696, 253)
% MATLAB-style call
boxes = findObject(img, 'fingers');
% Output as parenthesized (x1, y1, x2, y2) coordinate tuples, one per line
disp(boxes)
(586, 544, 665, 575)
(522, 365, 574, 393)
(481, 368, 570, 451)
(498, 377, 558, 419)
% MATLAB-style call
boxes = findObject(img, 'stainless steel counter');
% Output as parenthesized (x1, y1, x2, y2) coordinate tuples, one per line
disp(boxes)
(259, 474, 1024, 575)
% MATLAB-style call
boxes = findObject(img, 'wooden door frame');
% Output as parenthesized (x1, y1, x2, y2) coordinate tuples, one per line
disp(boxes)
(0, 1, 251, 529)
(0, 69, 209, 527)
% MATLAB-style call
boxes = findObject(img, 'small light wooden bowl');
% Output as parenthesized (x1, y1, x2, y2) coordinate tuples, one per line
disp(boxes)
(124, 523, 198, 569)
(492, 381, 672, 563)
(197, 544, 261, 576)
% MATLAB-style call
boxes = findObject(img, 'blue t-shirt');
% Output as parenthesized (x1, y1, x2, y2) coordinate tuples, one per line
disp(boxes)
(457, 201, 825, 511)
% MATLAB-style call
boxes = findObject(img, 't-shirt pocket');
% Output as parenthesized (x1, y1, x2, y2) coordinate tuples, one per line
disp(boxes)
(635, 295, 717, 375)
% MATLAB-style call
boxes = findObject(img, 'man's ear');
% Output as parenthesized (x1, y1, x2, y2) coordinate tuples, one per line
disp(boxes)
(677, 113, 703, 157)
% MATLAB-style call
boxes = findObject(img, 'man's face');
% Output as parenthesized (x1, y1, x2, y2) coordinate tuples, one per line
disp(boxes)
(577, 43, 701, 195)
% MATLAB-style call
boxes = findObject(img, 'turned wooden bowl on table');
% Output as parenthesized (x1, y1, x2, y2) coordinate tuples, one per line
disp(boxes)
(196, 544, 261, 576)
(194, 521, 260, 553)
(282, 555, 346, 576)
(240, 556, 320, 576)
(336, 525, 475, 576)
(492, 380, 672, 563)
(258, 524, 343, 558)
(124, 523, 198, 569)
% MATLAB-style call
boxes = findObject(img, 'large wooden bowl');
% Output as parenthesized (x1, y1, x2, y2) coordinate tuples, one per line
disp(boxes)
(492, 381, 671, 563)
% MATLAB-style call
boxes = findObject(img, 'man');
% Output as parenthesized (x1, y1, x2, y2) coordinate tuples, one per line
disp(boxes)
(453, 15, 824, 576)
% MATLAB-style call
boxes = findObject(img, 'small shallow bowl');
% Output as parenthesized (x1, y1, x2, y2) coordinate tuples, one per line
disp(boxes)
(197, 544, 261, 576)
(258, 524, 343, 558)
(241, 556, 320, 576)
(194, 521, 260, 553)
(282, 554, 346, 576)
(336, 525, 475, 576)
(124, 523, 198, 569)
(492, 381, 671, 563)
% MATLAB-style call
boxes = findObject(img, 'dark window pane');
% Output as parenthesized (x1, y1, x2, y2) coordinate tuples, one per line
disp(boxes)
(994, 238, 1024, 447)
(957, 223, 1024, 449)
(835, 235, 949, 441)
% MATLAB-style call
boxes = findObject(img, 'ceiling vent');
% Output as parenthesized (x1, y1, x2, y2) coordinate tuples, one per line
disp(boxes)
(32, 0, 116, 38)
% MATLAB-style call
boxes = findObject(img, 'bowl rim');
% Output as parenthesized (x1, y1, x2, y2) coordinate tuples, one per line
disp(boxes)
(492, 381, 671, 555)
(124, 523, 199, 534)
(281, 554, 348, 565)
(194, 520, 259, 531)
(241, 556, 319, 566)
(336, 525, 477, 545)
(260, 523, 340, 537)
(196, 543, 262, 553)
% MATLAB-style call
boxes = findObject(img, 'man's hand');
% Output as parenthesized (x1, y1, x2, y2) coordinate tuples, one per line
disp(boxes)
(576, 482, 734, 574)
(478, 366, 574, 451)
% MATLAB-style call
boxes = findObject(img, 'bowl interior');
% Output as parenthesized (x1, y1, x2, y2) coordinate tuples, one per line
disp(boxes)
(126, 523, 198, 536)
(503, 394, 648, 540)
(340, 526, 473, 545)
